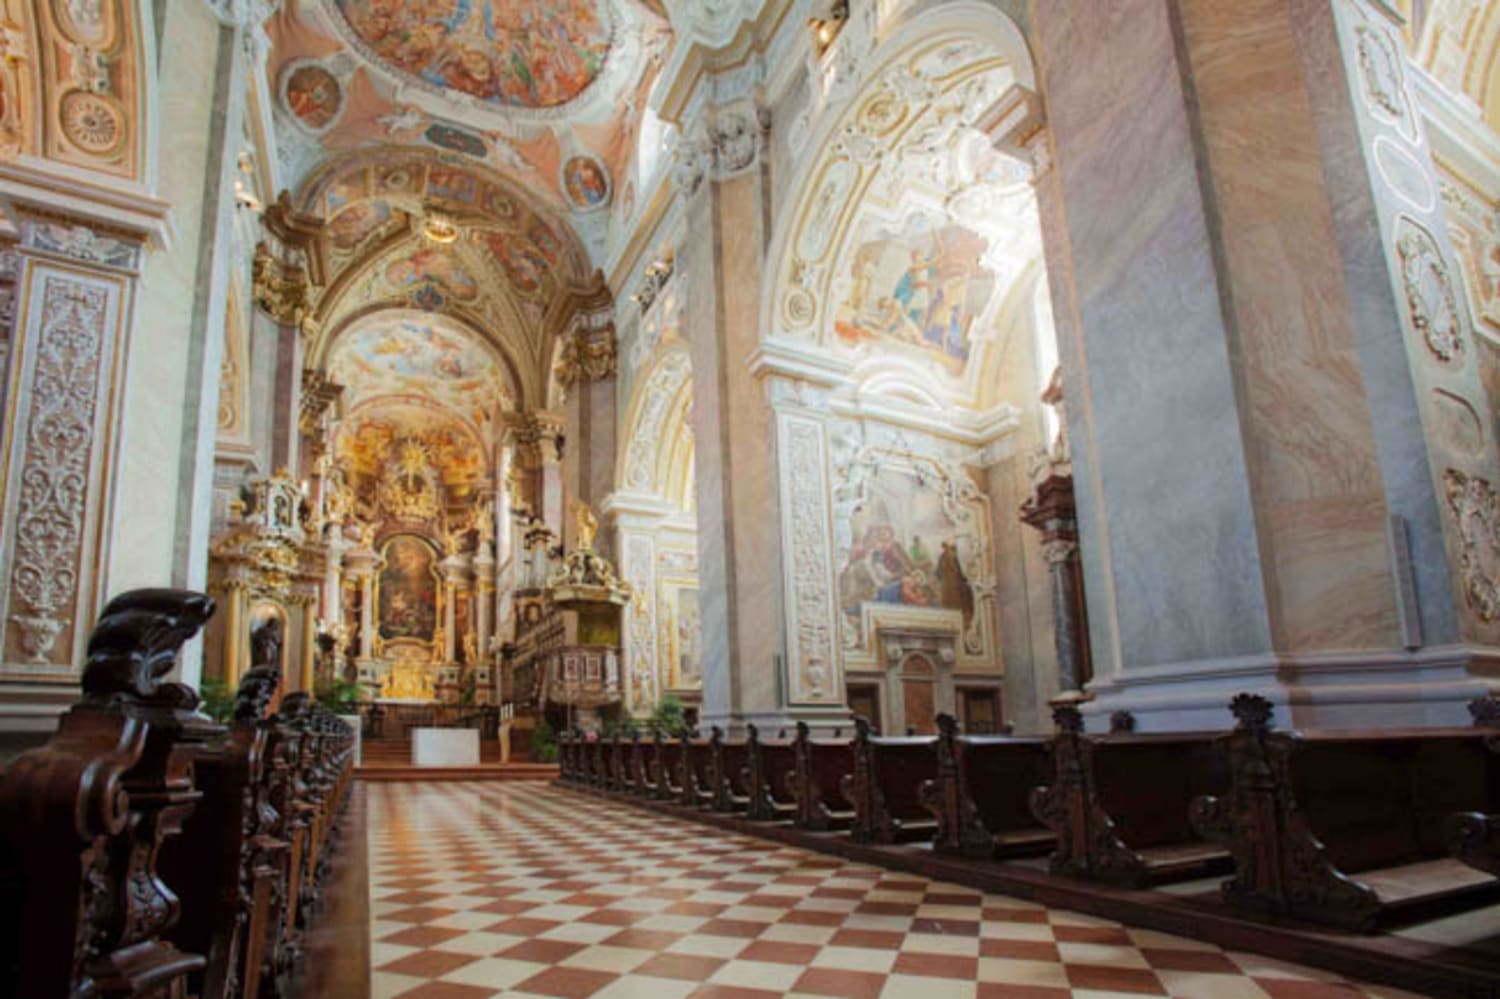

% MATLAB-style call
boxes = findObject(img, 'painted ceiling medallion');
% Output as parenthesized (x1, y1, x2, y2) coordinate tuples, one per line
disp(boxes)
(330, 0, 613, 109)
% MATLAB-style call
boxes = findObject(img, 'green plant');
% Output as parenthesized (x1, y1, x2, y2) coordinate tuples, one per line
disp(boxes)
(531, 717, 559, 763)
(643, 695, 687, 738)
(199, 678, 236, 723)
(315, 676, 361, 713)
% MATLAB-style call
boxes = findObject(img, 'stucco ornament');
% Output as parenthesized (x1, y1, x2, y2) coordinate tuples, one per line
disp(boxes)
(8, 277, 107, 663)
(1396, 219, 1466, 364)
(1443, 469, 1500, 622)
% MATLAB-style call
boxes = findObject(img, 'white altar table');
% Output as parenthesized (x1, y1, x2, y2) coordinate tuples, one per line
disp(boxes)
(412, 727, 480, 767)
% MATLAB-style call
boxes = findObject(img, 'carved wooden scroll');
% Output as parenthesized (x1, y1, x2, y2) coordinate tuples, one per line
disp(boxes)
(921, 713, 994, 858)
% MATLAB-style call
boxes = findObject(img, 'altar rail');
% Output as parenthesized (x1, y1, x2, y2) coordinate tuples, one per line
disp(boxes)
(557, 694, 1500, 934)
(0, 589, 356, 999)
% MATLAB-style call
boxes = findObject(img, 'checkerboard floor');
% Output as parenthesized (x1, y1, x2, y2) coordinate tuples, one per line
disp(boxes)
(367, 782, 1423, 999)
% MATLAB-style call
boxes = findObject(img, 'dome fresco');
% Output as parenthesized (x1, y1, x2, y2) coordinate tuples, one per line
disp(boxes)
(331, 0, 613, 109)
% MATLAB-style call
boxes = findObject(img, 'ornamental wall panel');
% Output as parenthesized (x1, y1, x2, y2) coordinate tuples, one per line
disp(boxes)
(0, 253, 131, 679)
(775, 409, 842, 705)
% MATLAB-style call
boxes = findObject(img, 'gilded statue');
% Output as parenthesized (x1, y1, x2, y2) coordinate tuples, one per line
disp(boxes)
(572, 499, 598, 551)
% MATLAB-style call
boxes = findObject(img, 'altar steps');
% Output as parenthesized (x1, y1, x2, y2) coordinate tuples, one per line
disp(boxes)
(356, 736, 557, 782)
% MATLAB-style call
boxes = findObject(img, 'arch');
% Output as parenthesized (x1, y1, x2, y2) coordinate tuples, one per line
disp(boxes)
(617, 346, 693, 499)
(760, 2, 1045, 412)
(318, 304, 527, 414)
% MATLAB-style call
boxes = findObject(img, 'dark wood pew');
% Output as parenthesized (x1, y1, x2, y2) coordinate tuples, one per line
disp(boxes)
(649, 731, 682, 801)
(608, 732, 628, 792)
(589, 733, 607, 790)
(744, 724, 798, 822)
(840, 717, 940, 844)
(1192, 693, 1500, 931)
(160, 660, 288, 999)
(920, 714, 1055, 859)
(677, 728, 715, 808)
(1448, 810, 1500, 878)
(1031, 704, 1231, 887)
(629, 731, 651, 795)
(0, 588, 217, 999)
(788, 721, 855, 831)
(711, 727, 751, 812)
(557, 731, 577, 781)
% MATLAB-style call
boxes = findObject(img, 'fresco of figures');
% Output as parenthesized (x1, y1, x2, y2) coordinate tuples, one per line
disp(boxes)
(836, 465, 981, 650)
(383, 247, 480, 310)
(833, 216, 996, 373)
(668, 586, 702, 688)
(334, 0, 612, 109)
(379, 535, 439, 643)
(326, 314, 508, 425)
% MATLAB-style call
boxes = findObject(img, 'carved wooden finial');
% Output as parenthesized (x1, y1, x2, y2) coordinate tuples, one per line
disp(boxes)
(746, 722, 760, 743)
(795, 720, 810, 740)
(710, 725, 723, 743)
(233, 664, 281, 724)
(1109, 711, 1136, 734)
(1052, 703, 1084, 734)
(852, 715, 872, 740)
(936, 713, 959, 739)
(249, 617, 282, 671)
(82, 588, 216, 705)
(1469, 692, 1500, 729)
(1229, 693, 1275, 732)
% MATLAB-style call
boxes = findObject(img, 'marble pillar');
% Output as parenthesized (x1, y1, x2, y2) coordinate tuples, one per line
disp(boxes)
(669, 97, 848, 735)
(1027, 0, 1499, 729)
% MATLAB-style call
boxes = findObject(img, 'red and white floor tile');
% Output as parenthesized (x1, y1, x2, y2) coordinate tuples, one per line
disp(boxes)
(367, 783, 1419, 999)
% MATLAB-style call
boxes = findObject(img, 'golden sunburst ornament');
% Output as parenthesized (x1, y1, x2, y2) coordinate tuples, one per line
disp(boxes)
(422, 213, 460, 244)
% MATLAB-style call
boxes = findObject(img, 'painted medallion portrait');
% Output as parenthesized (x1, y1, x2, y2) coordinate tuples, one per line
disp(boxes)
(563, 155, 611, 209)
(282, 63, 343, 132)
(334, 0, 613, 109)
(379, 535, 438, 642)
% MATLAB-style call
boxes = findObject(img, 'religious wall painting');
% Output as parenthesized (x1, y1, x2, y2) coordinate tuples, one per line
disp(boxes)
(424, 122, 488, 158)
(379, 534, 439, 643)
(281, 62, 344, 133)
(663, 584, 702, 689)
(836, 462, 983, 655)
(332, 0, 613, 109)
(428, 167, 481, 205)
(484, 233, 547, 295)
(325, 172, 367, 215)
(563, 155, 611, 210)
(832, 215, 995, 373)
(328, 200, 394, 251)
(527, 221, 563, 265)
(383, 246, 480, 309)
(328, 315, 508, 429)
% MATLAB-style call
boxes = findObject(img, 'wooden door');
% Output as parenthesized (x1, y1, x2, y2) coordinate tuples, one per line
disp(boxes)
(900, 654, 936, 734)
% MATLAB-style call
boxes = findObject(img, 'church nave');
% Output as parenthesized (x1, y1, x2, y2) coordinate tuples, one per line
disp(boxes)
(364, 782, 1409, 999)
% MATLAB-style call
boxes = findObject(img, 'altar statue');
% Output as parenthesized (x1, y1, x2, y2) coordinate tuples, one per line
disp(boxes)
(573, 499, 598, 551)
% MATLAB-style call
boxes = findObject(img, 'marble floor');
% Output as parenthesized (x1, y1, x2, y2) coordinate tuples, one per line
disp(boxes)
(366, 782, 1421, 999)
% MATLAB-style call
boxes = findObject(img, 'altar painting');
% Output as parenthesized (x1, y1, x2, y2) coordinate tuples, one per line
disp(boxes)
(837, 467, 978, 643)
(665, 585, 701, 689)
(832, 218, 995, 373)
(379, 535, 438, 643)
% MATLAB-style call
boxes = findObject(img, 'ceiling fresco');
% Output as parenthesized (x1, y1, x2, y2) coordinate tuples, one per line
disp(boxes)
(774, 37, 1042, 409)
(325, 311, 514, 430)
(265, 0, 671, 231)
(331, 0, 614, 109)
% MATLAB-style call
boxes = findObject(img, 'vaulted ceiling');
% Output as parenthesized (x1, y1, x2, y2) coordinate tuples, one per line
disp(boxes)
(266, 0, 673, 232)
